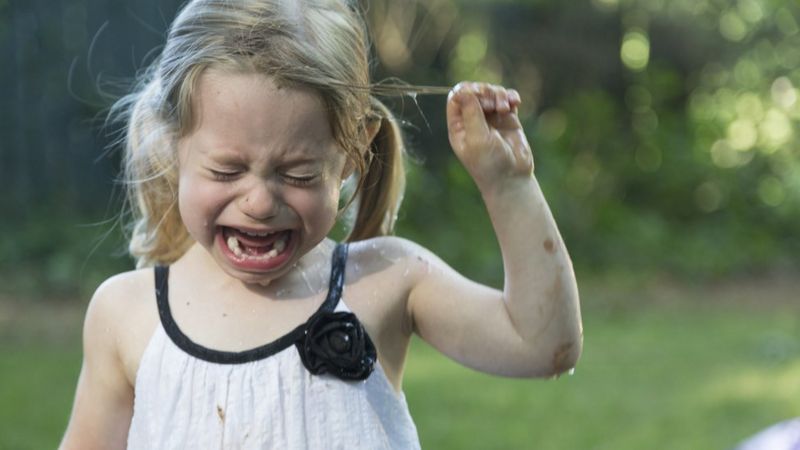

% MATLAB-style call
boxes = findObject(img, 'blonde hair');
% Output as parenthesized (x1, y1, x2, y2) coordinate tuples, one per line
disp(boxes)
(112, 0, 407, 267)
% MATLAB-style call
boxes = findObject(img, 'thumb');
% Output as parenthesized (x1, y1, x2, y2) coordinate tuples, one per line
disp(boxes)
(447, 87, 490, 141)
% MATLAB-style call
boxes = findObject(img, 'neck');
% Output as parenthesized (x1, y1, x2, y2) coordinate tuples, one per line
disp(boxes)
(174, 240, 336, 300)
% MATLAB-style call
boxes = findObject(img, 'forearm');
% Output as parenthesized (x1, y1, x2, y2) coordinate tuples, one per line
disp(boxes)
(480, 174, 583, 369)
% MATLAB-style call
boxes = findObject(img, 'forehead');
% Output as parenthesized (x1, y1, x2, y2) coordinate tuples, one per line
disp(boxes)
(187, 69, 335, 157)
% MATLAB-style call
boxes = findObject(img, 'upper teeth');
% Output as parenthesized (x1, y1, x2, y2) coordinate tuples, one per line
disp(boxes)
(242, 230, 272, 237)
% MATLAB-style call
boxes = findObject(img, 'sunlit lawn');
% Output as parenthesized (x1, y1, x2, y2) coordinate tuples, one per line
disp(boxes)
(1, 277, 798, 449)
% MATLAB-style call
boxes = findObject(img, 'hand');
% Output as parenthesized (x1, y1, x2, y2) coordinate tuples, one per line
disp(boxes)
(446, 82, 533, 192)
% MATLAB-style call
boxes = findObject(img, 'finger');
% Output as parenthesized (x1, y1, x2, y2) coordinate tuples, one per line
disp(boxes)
(446, 82, 470, 134)
(508, 89, 522, 108)
(487, 109, 523, 131)
(449, 87, 490, 140)
(492, 86, 511, 114)
(474, 82, 496, 112)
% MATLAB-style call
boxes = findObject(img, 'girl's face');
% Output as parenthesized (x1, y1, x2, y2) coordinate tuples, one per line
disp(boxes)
(177, 70, 349, 285)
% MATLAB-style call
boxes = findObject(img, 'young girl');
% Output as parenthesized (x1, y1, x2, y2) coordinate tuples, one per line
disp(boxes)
(60, 0, 582, 448)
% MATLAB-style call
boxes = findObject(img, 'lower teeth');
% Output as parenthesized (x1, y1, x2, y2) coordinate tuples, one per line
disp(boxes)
(226, 235, 287, 260)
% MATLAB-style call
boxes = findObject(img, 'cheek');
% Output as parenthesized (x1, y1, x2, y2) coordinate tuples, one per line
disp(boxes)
(178, 173, 229, 234)
(290, 185, 340, 227)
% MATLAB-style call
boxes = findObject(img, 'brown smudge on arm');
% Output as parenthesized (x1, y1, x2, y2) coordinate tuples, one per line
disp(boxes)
(552, 341, 575, 374)
(217, 405, 226, 423)
(543, 238, 556, 254)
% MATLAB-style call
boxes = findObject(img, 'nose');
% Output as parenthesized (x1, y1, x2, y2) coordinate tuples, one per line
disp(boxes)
(239, 180, 281, 221)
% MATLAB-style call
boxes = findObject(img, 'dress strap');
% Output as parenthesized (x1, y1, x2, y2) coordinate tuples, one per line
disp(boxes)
(150, 243, 349, 365)
(320, 242, 349, 312)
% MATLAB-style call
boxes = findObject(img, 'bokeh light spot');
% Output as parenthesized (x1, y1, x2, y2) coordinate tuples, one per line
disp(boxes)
(759, 108, 793, 151)
(537, 109, 567, 141)
(621, 30, 650, 71)
(735, 92, 764, 122)
(720, 11, 748, 42)
(771, 77, 797, 110)
(758, 176, 785, 206)
(455, 31, 488, 65)
(776, 8, 799, 36)
(695, 181, 723, 212)
(727, 119, 758, 151)
(711, 139, 753, 168)
(737, 0, 764, 23)
(733, 59, 762, 87)
(633, 109, 659, 134)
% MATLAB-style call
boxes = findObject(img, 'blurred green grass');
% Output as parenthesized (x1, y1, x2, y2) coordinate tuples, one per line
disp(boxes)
(0, 278, 798, 450)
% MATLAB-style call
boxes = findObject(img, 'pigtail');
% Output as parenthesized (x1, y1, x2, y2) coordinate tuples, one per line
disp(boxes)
(119, 78, 192, 268)
(346, 97, 406, 242)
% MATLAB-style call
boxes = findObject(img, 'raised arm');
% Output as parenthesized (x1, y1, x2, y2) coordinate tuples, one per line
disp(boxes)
(406, 82, 582, 378)
(59, 277, 135, 449)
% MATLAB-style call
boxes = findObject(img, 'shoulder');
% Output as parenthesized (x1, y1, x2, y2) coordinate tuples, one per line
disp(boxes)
(346, 236, 440, 270)
(83, 268, 159, 384)
(87, 268, 154, 322)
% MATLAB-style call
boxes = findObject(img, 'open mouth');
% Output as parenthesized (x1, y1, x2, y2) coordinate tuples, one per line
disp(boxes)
(221, 227, 292, 261)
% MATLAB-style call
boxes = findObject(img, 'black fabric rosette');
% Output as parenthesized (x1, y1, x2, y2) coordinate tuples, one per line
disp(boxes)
(295, 310, 377, 381)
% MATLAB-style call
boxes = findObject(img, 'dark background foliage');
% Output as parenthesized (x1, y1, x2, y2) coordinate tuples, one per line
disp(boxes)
(2, 0, 799, 298)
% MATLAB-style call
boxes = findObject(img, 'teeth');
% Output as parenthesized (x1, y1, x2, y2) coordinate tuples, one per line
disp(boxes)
(274, 237, 286, 252)
(242, 230, 272, 237)
(227, 236, 243, 257)
(226, 232, 289, 260)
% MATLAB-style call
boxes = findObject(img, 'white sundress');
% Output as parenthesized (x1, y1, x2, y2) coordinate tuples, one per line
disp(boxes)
(127, 244, 421, 449)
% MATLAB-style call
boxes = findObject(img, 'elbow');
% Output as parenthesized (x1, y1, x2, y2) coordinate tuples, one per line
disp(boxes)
(524, 336, 582, 379)
(549, 338, 582, 376)
(511, 337, 582, 379)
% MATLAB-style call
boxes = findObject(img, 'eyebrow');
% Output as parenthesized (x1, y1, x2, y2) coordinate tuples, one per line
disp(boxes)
(201, 143, 330, 168)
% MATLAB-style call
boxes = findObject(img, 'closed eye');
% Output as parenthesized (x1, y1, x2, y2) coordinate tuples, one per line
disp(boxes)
(283, 174, 318, 186)
(210, 169, 241, 182)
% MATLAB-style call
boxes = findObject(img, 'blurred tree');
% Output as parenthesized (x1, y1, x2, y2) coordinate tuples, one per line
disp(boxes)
(1, 0, 798, 296)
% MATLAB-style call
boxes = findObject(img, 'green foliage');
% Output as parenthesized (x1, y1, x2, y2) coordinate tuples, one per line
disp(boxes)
(0, 212, 133, 299)
(377, 0, 800, 280)
(4, 0, 800, 297)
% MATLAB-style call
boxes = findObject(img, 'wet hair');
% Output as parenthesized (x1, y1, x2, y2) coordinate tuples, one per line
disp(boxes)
(112, 0, 407, 267)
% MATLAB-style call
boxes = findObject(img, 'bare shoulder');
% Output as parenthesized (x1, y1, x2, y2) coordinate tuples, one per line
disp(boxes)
(87, 268, 154, 328)
(346, 236, 443, 277)
(60, 268, 154, 449)
(85, 268, 159, 385)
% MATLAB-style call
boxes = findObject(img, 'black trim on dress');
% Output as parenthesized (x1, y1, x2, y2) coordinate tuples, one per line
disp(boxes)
(154, 243, 349, 364)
